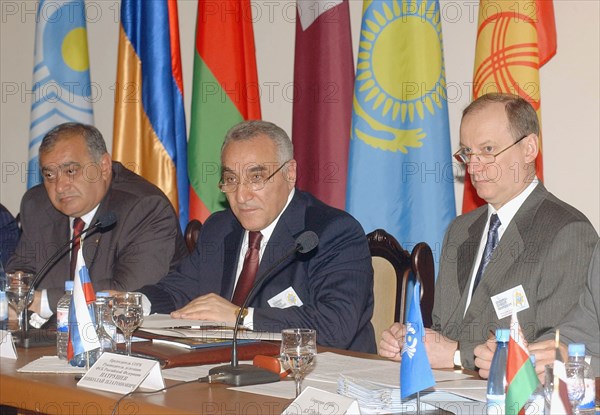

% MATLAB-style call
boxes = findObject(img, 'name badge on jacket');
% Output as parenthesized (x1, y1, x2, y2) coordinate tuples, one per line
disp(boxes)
(268, 287, 304, 309)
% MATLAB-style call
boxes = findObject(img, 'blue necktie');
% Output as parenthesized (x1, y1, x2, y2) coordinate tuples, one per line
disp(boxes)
(473, 214, 501, 291)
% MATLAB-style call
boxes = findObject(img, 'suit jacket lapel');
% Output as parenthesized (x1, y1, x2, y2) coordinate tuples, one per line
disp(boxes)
(247, 191, 306, 305)
(45, 205, 71, 277)
(222, 223, 244, 300)
(464, 182, 547, 321)
(457, 211, 487, 295)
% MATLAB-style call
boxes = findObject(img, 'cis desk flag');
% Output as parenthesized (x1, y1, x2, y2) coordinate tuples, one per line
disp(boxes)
(113, 0, 189, 230)
(401, 281, 435, 399)
(29, 0, 94, 188)
(462, 0, 557, 213)
(66, 249, 99, 361)
(188, 0, 262, 222)
(346, 0, 456, 261)
(506, 312, 539, 415)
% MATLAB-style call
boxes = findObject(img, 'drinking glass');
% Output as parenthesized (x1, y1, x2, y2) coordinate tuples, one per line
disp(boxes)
(111, 292, 143, 356)
(280, 328, 317, 397)
(5, 272, 33, 334)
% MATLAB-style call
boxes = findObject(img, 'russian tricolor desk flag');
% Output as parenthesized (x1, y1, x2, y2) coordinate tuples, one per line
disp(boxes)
(401, 281, 435, 399)
(66, 249, 99, 361)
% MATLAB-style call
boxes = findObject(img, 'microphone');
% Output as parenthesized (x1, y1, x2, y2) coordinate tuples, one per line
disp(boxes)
(21, 211, 117, 348)
(209, 231, 319, 386)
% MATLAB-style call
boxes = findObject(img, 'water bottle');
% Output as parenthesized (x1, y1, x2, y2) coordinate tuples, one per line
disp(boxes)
(523, 355, 544, 415)
(487, 328, 509, 415)
(0, 292, 8, 331)
(56, 281, 74, 360)
(566, 344, 596, 414)
(95, 292, 116, 355)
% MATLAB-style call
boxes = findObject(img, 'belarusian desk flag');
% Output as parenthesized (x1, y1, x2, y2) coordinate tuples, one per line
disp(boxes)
(401, 281, 435, 399)
(29, 0, 94, 188)
(292, 0, 353, 210)
(506, 312, 539, 414)
(188, 0, 262, 222)
(462, 0, 557, 213)
(113, 0, 189, 230)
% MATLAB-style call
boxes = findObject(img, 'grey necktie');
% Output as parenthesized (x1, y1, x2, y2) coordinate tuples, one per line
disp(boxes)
(473, 214, 501, 291)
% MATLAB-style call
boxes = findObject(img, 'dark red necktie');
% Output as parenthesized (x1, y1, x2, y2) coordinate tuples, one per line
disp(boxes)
(231, 231, 263, 306)
(70, 217, 85, 280)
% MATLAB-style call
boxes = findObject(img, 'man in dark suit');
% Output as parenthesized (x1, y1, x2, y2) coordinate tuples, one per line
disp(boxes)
(379, 93, 598, 370)
(139, 120, 376, 353)
(6, 123, 187, 318)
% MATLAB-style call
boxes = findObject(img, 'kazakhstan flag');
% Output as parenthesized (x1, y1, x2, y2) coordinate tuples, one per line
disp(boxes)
(29, 0, 94, 187)
(346, 0, 456, 266)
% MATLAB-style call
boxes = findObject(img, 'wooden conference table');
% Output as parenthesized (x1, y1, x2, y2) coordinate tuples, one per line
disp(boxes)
(1, 344, 293, 415)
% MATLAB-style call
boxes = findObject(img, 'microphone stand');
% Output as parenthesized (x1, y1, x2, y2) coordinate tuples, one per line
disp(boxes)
(208, 244, 303, 386)
(20, 220, 104, 348)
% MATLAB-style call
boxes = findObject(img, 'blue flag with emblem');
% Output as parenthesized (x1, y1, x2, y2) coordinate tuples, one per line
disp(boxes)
(401, 281, 435, 399)
(28, 0, 94, 188)
(346, 0, 456, 267)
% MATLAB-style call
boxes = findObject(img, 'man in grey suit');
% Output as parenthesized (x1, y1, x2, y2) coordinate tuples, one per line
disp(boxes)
(6, 123, 187, 320)
(475, 240, 600, 377)
(379, 93, 598, 370)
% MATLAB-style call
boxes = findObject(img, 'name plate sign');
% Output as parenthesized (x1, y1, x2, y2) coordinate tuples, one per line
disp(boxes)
(77, 352, 164, 394)
(0, 330, 17, 359)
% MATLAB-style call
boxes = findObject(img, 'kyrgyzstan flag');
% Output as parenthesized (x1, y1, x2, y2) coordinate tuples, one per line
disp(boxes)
(463, 0, 557, 213)
(188, 0, 262, 222)
(292, 0, 354, 210)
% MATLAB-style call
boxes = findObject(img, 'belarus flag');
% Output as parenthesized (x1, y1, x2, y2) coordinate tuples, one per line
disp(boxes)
(506, 312, 539, 414)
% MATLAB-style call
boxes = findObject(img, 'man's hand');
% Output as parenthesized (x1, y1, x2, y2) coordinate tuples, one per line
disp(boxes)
(422, 328, 457, 369)
(379, 323, 406, 361)
(171, 293, 238, 324)
(474, 337, 497, 379)
(529, 339, 568, 382)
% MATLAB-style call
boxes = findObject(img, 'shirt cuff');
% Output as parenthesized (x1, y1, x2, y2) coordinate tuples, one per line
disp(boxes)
(141, 294, 152, 317)
(244, 307, 254, 330)
(453, 348, 462, 368)
(39, 289, 54, 319)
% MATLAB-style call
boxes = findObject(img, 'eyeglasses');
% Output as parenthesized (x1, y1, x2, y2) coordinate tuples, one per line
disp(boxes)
(218, 160, 290, 193)
(453, 135, 528, 164)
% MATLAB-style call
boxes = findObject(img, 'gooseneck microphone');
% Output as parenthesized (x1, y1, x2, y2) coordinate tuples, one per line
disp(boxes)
(21, 211, 117, 348)
(27, 211, 118, 292)
(209, 230, 319, 386)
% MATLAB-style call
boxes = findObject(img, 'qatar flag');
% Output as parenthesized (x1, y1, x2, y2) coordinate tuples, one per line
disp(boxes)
(292, 0, 354, 210)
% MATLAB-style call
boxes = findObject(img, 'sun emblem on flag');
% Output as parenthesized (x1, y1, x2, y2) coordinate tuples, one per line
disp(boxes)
(402, 322, 418, 359)
(352, 0, 447, 153)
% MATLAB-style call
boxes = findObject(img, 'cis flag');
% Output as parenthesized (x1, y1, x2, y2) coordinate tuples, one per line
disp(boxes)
(188, 0, 262, 222)
(66, 250, 99, 361)
(401, 281, 435, 399)
(29, 0, 94, 188)
(506, 312, 539, 415)
(462, 0, 557, 213)
(292, 0, 354, 210)
(346, 0, 456, 264)
(112, 0, 188, 230)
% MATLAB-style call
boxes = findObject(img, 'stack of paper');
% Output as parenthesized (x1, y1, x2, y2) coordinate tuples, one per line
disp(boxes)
(337, 374, 434, 414)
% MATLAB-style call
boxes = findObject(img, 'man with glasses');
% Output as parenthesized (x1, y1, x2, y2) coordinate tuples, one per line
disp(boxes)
(138, 120, 376, 353)
(379, 93, 597, 370)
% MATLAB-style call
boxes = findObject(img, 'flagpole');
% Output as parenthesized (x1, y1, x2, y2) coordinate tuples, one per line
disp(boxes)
(416, 391, 421, 414)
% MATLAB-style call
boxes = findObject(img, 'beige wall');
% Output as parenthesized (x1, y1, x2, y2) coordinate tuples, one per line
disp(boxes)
(1, 0, 598, 232)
